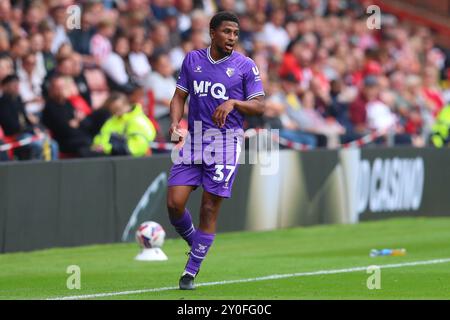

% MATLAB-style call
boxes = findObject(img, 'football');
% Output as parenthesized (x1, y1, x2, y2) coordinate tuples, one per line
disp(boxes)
(135, 221, 166, 249)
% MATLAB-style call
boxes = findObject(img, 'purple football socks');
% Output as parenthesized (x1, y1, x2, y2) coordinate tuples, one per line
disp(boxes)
(170, 209, 195, 246)
(184, 229, 216, 277)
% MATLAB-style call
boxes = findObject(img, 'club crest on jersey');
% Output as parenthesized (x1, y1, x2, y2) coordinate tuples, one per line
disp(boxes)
(194, 65, 202, 72)
(226, 67, 235, 77)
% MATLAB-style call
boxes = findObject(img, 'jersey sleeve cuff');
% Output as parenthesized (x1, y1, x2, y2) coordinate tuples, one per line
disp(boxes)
(246, 92, 265, 100)
(176, 84, 189, 93)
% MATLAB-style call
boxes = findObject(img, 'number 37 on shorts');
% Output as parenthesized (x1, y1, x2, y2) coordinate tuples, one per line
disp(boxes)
(168, 162, 240, 198)
(212, 165, 236, 183)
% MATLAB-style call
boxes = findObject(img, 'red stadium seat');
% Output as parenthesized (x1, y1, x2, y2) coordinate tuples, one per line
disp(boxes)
(146, 89, 155, 119)
(146, 90, 160, 133)
(58, 152, 77, 159)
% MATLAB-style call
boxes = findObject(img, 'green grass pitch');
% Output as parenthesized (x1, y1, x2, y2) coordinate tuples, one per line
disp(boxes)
(1, 217, 450, 300)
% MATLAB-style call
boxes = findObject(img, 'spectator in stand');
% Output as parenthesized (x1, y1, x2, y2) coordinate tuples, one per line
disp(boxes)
(0, 54, 13, 91)
(180, 9, 209, 46)
(0, 0, 12, 40)
(349, 75, 379, 135)
(261, 8, 290, 55)
(126, 84, 146, 112)
(327, 78, 359, 143)
(9, 1, 24, 35)
(190, 29, 209, 50)
(40, 21, 57, 72)
(170, 36, 191, 72)
(163, 6, 182, 48)
(71, 53, 92, 108)
(389, 71, 412, 124)
(90, 19, 115, 64)
(405, 74, 435, 141)
(123, 0, 152, 31)
(217, 0, 236, 12)
(92, 92, 156, 157)
(142, 37, 155, 62)
(101, 34, 134, 93)
(128, 33, 152, 87)
(0, 74, 58, 160)
(56, 42, 74, 60)
(49, 3, 71, 54)
(18, 52, 45, 115)
(29, 32, 47, 81)
(42, 49, 92, 106)
(150, 22, 172, 54)
(366, 89, 397, 133)
(41, 55, 73, 100)
(42, 74, 92, 157)
(68, 9, 95, 56)
(0, 74, 34, 159)
(236, 14, 254, 53)
(0, 75, 33, 133)
(296, 90, 345, 147)
(147, 51, 177, 140)
(151, 0, 172, 21)
(265, 74, 318, 147)
(431, 104, 450, 148)
(9, 36, 30, 72)
(279, 39, 315, 94)
(195, 0, 216, 16)
(176, 0, 194, 35)
(22, 1, 46, 35)
(377, 89, 415, 145)
(422, 66, 445, 116)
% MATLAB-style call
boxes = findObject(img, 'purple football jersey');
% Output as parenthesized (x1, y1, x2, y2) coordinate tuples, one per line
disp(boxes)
(169, 48, 264, 197)
(176, 47, 265, 134)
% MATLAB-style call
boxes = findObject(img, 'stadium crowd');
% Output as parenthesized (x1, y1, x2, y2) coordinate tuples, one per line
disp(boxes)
(0, 0, 449, 160)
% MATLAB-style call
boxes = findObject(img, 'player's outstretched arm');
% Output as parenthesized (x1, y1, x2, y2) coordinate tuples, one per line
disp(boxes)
(169, 88, 189, 141)
(212, 96, 265, 128)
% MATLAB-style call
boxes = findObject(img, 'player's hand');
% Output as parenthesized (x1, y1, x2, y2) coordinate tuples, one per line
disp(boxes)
(169, 123, 186, 143)
(212, 100, 235, 128)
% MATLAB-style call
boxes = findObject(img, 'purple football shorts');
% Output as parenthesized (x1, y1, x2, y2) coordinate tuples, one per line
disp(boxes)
(168, 140, 242, 198)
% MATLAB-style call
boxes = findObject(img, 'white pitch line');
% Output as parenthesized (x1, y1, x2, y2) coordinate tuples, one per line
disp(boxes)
(48, 257, 450, 300)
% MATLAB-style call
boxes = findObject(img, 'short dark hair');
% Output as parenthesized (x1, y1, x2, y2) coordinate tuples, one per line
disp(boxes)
(209, 11, 240, 30)
(38, 21, 53, 33)
(151, 48, 169, 65)
(104, 91, 128, 108)
(1, 74, 19, 86)
(281, 73, 298, 84)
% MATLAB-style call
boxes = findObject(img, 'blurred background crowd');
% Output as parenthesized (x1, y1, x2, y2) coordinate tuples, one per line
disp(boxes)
(0, 0, 449, 161)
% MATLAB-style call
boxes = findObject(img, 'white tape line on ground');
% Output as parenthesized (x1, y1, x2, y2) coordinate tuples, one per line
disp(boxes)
(48, 257, 450, 300)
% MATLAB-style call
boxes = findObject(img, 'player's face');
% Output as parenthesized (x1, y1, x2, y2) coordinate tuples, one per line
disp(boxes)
(211, 21, 239, 55)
